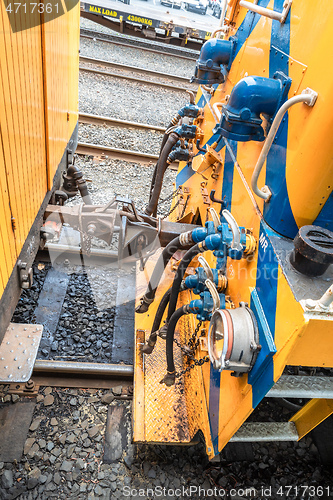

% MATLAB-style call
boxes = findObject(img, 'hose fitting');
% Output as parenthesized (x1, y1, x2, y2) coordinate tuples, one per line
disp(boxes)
(179, 230, 194, 247)
(135, 295, 155, 314)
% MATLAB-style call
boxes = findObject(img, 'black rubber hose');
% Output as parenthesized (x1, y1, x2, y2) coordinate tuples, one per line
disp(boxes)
(136, 235, 194, 314)
(151, 288, 172, 334)
(149, 121, 178, 204)
(146, 236, 181, 300)
(167, 242, 205, 323)
(145, 132, 179, 216)
(142, 288, 171, 355)
(165, 305, 188, 375)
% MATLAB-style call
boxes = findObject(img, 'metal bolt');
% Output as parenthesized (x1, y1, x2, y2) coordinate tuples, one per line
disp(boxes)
(25, 379, 35, 391)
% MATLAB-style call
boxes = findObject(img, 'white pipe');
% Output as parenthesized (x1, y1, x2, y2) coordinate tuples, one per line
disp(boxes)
(198, 256, 214, 281)
(209, 207, 221, 232)
(251, 89, 318, 201)
(212, 102, 223, 121)
(222, 209, 243, 251)
(305, 284, 333, 311)
(319, 284, 333, 309)
(219, 0, 228, 29)
(239, 0, 292, 23)
(205, 279, 221, 311)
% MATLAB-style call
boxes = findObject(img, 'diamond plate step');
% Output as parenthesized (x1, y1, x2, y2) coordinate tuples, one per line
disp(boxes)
(267, 375, 333, 399)
(230, 422, 299, 442)
(134, 329, 192, 444)
(0, 323, 43, 382)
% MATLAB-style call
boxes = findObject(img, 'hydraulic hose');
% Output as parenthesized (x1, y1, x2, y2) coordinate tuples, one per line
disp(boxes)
(167, 242, 206, 323)
(162, 305, 190, 386)
(151, 288, 172, 335)
(145, 132, 179, 216)
(136, 233, 193, 314)
(142, 288, 171, 354)
(148, 120, 180, 206)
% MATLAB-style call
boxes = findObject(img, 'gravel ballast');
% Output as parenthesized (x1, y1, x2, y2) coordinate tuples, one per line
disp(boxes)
(78, 123, 163, 156)
(79, 71, 188, 127)
(0, 388, 331, 500)
(68, 155, 177, 217)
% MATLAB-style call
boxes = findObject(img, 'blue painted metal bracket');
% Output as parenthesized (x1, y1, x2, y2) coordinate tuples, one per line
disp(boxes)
(248, 288, 277, 406)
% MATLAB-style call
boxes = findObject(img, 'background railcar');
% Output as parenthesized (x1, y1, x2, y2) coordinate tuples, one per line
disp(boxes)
(0, 2, 80, 342)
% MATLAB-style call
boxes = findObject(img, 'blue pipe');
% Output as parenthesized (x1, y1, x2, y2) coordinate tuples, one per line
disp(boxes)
(214, 74, 291, 142)
(192, 38, 234, 85)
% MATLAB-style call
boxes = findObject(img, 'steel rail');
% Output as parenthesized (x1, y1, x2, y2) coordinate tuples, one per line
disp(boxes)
(44, 242, 119, 259)
(76, 141, 178, 170)
(80, 55, 190, 82)
(34, 359, 134, 377)
(79, 65, 196, 92)
(80, 32, 198, 61)
(78, 112, 165, 132)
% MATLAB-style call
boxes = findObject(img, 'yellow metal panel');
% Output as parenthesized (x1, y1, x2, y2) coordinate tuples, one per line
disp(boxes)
(67, 5, 80, 135)
(0, 139, 16, 286)
(272, 269, 305, 381)
(286, 2, 333, 228)
(286, 316, 333, 368)
(0, 4, 28, 251)
(42, 15, 68, 186)
(43, 4, 79, 187)
(0, 3, 78, 303)
(290, 399, 333, 440)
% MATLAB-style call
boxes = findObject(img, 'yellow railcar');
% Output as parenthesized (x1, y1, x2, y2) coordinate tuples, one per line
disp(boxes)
(0, 2, 79, 341)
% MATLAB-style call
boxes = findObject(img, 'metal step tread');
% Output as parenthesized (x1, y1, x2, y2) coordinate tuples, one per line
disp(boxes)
(267, 375, 333, 399)
(230, 422, 299, 442)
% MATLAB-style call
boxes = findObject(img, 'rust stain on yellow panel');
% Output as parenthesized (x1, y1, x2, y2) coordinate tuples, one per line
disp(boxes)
(133, 256, 213, 452)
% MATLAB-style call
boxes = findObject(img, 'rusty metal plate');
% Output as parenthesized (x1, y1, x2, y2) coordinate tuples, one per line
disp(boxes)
(104, 402, 132, 463)
(0, 323, 43, 383)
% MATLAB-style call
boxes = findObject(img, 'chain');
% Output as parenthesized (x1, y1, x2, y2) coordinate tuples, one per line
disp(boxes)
(174, 320, 210, 377)
(162, 198, 180, 220)
(159, 186, 181, 206)
(179, 194, 190, 220)
(160, 189, 191, 221)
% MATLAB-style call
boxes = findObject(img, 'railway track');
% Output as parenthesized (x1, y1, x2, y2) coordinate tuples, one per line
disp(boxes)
(80, 55, 192, 83)
(80, 29, 199, 60)
(79, 62, 196, 92)
(78, 112, 165, 132)
(76, 141, 178, 169)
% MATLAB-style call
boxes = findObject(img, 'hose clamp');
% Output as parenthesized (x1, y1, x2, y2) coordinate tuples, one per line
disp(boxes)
(179, 230, 193, 247)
